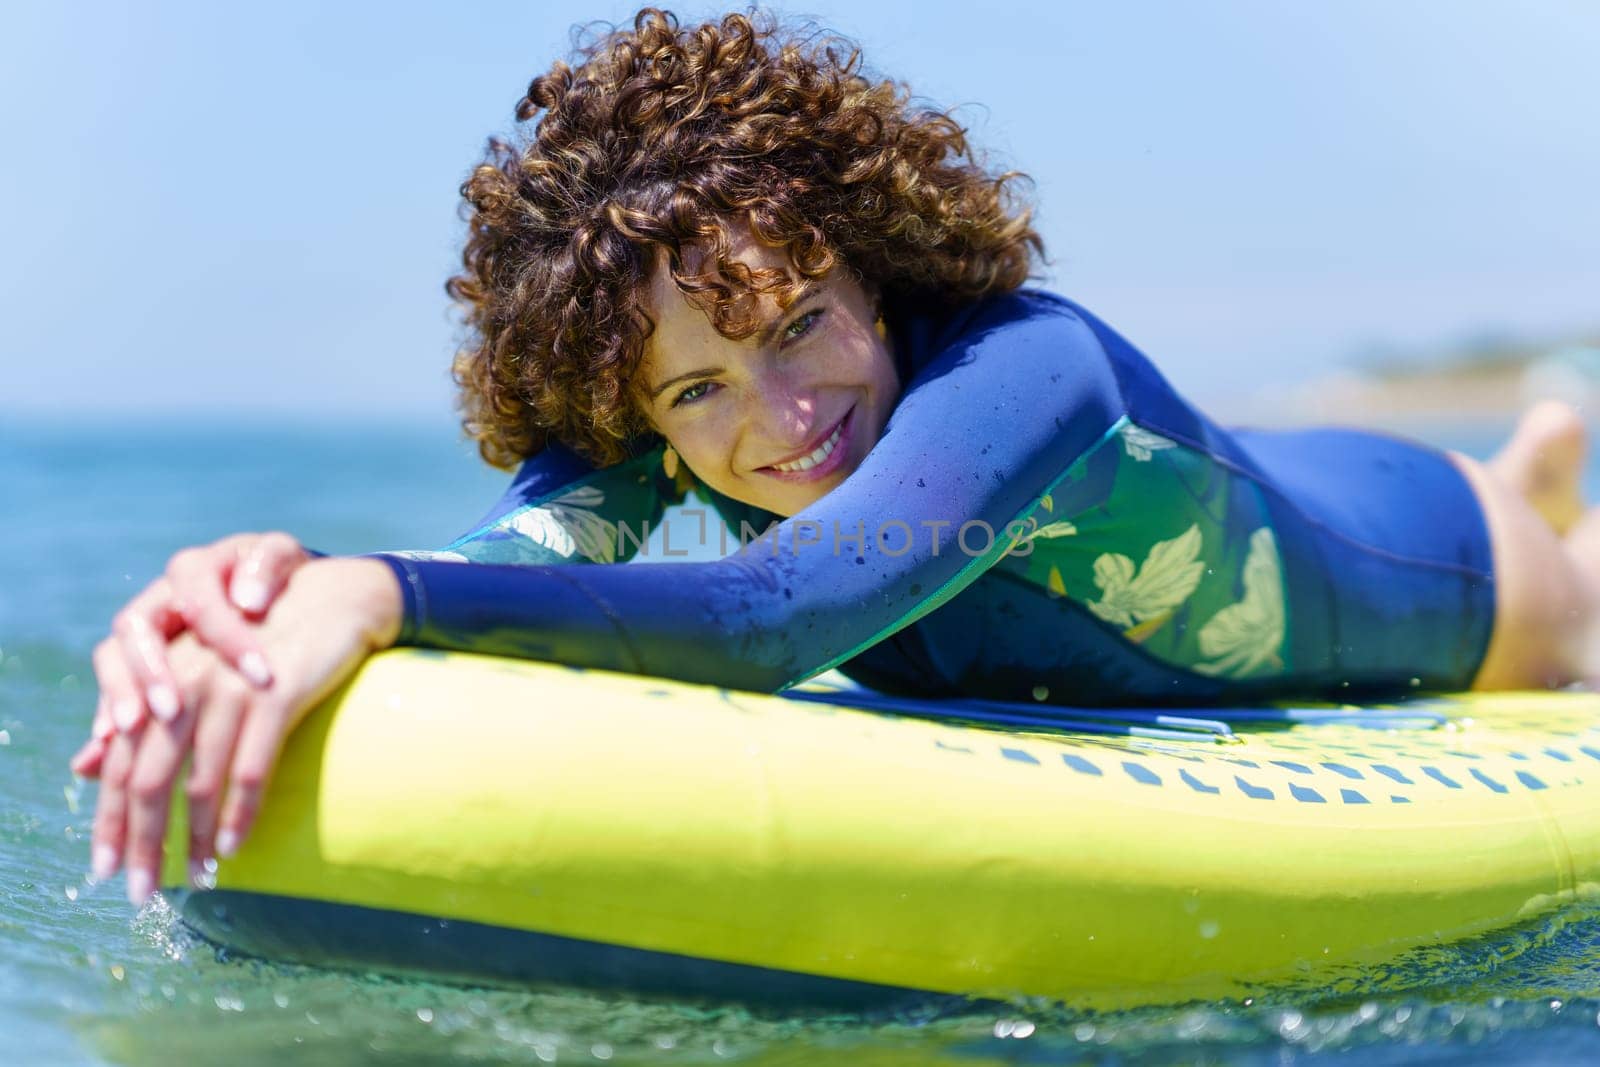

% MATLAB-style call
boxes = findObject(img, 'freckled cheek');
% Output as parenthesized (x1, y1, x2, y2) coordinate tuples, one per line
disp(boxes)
(673, 417, 745, 478)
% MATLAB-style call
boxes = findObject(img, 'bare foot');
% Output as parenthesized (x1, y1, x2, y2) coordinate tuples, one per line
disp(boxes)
(1487, 400, 1589, 537)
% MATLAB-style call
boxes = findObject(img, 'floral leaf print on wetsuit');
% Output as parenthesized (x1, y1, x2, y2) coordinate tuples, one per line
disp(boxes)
(997, 402, 1291, 680)
(1196, 527, 1287, 678)
(1030, 520, 1078, 540)
(1086, 524, 1206, 633)
(1119, 424, 1178, 462)
(504, 486, 620, 563)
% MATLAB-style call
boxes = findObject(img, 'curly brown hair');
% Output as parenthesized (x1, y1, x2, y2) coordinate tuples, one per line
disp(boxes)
(448, 6, 1045, 469)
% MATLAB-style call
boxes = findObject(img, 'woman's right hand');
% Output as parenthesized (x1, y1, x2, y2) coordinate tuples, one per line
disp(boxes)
(71, 533, 310, 778)
(90, 556, 403, 903)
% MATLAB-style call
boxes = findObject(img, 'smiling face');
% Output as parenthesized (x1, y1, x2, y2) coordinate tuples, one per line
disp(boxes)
(637, 235, 901, 518)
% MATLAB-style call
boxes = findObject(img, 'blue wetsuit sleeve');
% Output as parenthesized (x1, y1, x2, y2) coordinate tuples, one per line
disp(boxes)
(374, 296, 1127, 691)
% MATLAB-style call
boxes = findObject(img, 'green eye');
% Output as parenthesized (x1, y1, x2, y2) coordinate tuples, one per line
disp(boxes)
(785, 309, 823, 341)
(672, 381, 713, 407)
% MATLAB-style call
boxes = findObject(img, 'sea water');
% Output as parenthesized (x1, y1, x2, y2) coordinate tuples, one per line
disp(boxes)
(4, 413, 1600, 1065)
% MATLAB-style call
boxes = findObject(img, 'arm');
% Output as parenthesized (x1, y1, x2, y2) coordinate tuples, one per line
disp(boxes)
(375, 293, 1126, 691)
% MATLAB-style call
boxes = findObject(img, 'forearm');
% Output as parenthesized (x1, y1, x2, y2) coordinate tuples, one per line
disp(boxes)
(374, 551, 798, 690)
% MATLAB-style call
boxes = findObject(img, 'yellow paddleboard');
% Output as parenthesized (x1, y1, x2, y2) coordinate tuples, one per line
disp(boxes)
(163, 649, 1600, 1010)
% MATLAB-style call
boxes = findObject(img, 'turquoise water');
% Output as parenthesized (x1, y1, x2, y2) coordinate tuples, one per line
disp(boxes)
(5, 414, 1600, 1065)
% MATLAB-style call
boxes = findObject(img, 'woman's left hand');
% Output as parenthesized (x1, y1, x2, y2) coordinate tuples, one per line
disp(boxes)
(89, 558, 403, 906)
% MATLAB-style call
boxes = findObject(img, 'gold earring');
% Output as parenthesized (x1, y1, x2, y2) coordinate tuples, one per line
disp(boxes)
(662, 443, 680, 479)
(874, 315, 888, 341)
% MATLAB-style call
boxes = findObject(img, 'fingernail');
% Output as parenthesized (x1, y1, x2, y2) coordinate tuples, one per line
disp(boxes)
(147, 684, 180, 723)
(126, 867, 154, 907)
(112, 697, 141, 732)
(238, 651, 273, 688)
(188, 855, 220, 890)
(91, 845, 118, 881)
(216, 829, 241, 858)
(231, 576, 269, 613)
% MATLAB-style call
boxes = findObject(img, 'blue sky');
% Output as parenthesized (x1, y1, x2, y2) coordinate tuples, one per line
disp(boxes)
(3, 1, 1597, 421)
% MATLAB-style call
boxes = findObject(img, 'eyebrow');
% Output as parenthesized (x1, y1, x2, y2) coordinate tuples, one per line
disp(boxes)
(647, 281, 821, 403)
(649, 366, 719, 403)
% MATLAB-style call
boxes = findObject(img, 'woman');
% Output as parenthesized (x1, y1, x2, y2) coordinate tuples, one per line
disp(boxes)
(72, 8, 1599, 907)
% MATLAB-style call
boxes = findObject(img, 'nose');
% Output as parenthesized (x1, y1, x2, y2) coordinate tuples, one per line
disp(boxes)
(745, 363, 820, 456)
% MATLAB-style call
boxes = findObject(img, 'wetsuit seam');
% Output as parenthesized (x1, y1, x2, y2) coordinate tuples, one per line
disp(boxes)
(539, 566, 649, 675)
(1133, 419, 1494, 582)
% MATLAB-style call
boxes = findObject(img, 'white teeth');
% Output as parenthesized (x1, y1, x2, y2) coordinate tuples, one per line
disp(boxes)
(773, 423, 842, 473)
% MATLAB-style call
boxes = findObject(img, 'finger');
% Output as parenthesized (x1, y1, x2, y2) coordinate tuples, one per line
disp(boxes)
(93, 638, 148, 735)
(228, 532, 307, 616)
(90, 726, 141, 884)
(124, 698, 200, 907)
(111, 585, 185, 726)
(168, 543, 276, 689)
(184, 679, 249, 885)
(69, 736, 107, 778)
(216, 699, 291, 859)
(69, 697, 114, 778)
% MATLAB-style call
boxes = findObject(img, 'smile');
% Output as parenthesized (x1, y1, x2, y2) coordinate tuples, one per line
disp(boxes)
(771, 422, 843, 472)
(760, 409, 854, 482)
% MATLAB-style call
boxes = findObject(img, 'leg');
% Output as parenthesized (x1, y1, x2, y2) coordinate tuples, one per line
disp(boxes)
(1485, 400, 1588, 536)
(1452, 453, 1600, 689)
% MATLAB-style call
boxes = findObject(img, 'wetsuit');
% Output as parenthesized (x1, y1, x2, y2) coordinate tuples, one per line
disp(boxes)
(373, 290, 1495, 705)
